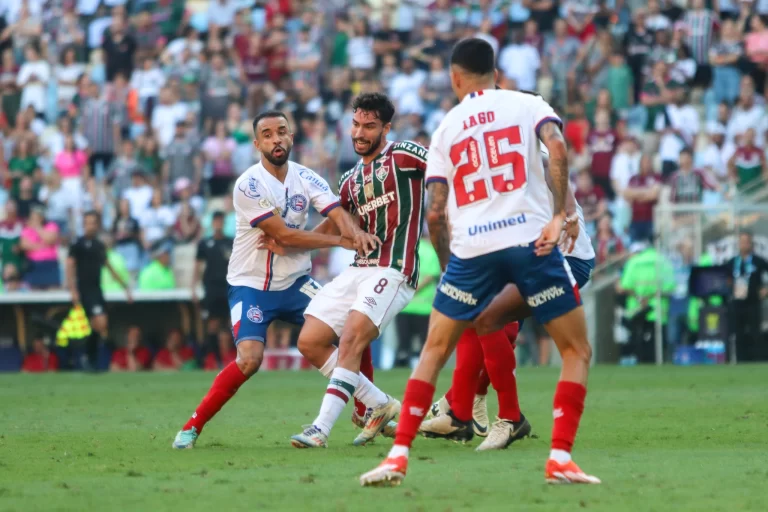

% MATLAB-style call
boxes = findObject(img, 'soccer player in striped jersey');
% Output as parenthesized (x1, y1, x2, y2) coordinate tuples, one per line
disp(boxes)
(172, 111, 380, 449)
(281, 93, 428, 448)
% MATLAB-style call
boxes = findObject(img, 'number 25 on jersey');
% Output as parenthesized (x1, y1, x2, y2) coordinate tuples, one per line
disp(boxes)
(449, 123, 528, 208)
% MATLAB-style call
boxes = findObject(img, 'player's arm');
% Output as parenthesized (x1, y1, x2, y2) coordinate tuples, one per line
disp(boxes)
(258, 215, 354, 251)
(65, 254, 80, 305)
(326, 207, 380, 255)
(535, 118, 569, 255)
(543, 159, 578, 253)
(104, 248, 133, 301)
(426, 181, 451, 271)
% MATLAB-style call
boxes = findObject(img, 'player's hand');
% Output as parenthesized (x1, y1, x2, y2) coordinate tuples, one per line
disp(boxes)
(559, 214, 579, 254)
(256, 234, 288, 256)
(352, 232, 381, 256)
(340, 236, 356, 251)
(535, 213, 565, 256)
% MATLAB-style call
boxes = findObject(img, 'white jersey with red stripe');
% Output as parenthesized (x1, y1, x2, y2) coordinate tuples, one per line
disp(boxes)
(227, 160, 340, 291)
(426, 88, 562, 259)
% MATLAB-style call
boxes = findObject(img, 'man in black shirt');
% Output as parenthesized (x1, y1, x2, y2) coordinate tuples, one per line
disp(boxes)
(66, 211, 132, 370)
(192, 211, 233, 342)
(724, 232, 768, 362)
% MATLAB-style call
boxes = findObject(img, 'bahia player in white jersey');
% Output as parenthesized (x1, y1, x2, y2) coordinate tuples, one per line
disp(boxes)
(172, 111, 380, 450)
(361, 38, 599, 487)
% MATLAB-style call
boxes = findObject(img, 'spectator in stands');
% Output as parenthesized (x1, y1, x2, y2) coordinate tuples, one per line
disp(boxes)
(728, 127, 767, 191)
(574, 169, 607, 238)
(8, 138, 39, 199)
(724, 231, 768, 362)
(79, 81, 123, 177)
(699, 121, 732, 186)
(151, 86, 188, 149)
(153, 328, 196, 371)
(102, 15, 137, 83)
(625, 154, 662, 243)
(17, 42, 49, 117)
(16, 176, 42, 221)
(122, 171, 154, 220)
(202, 120, 236, 197)
(710, 18, 744, 105)
(112, 198, 142, 276)
(22, 337, 59, 373)
(594, 213, 626, 266)
(586, 108, 618, 198)
(543, 19, 581, 106)
(38, 172, 73, 239)
(641, 60, 683, 153)
(107, 139, 144, 201)
(498, 29, 540, 92)
(0, 200, 23, 273)
(726, 76, 764, 148)
(135, 134, 162, 179)
(56, 46, 86, 115)
(54, 134, 88, 188)
(20, 207, 60, 290)
(669, 147, 719, 203)
(110, 325, 151, 372)
(139, 188, 174, 255)
(668, 238, 694, 346)
(160, 120, 201, 193)
(172, 201, 201, 244)
(203, 329, 237, 371)
(138, 243, 176, 291)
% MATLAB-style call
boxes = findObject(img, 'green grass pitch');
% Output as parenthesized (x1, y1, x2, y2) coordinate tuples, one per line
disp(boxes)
(1, 365, 766, 512)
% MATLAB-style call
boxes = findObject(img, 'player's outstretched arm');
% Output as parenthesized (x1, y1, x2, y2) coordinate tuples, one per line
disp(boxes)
(426, 181, 451, 271)
(258, 215, 355, 251)
(326, 207, 381, 255)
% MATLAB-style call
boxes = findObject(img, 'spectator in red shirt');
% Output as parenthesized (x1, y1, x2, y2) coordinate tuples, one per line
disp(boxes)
(669, 148, 719, 203)
(586, 108, 618, 199)
(22, 337, 59, 373)
(564, 102, 590, 167)
(624, 154, 663, 243)
(204, 329, 237, 371)
(153, 329, 196, 371)
(110, 325, 152, 372)
(594, 213, 626, 265)
(573, 170, 607, 236)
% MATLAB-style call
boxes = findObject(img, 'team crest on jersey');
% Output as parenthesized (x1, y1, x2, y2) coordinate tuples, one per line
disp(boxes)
(376, 165, 389, 182)
(246, 306, 263, 323)
(287, 194, 308, 212)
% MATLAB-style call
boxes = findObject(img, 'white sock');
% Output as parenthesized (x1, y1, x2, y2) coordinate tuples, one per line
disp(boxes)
(354, 373, 389, 408)
(313, 367, 359, 436)
(318, 348, 339, 378)
(388, 444, 409, 459)
(549, 449, 571, 464)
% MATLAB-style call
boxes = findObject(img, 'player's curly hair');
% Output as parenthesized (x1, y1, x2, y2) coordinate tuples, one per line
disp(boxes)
(351, 93, 395, 125)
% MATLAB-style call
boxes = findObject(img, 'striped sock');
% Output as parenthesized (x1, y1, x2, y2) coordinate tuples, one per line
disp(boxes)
(314, 368, 359, 436)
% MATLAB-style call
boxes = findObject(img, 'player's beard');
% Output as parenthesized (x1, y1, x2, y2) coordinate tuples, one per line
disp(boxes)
(353, 132, 383, 157)
(263, 143, 292, 166)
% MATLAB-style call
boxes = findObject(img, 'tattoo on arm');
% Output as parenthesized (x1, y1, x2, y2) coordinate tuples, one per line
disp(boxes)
(543, 159, 576, 217)
(539, 121, 568, 216)
(426, 181, 451, 271)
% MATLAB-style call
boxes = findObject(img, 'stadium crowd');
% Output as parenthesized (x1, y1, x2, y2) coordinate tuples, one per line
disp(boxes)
(2, 0, 768, 369)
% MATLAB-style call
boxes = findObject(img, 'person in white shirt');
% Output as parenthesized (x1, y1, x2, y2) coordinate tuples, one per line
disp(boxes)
(726, 76, 766, 148)
(498, 30, 540, 91)
(610, 137, 642, 233)
(17, 43, 50, 115)
(698, 121, 735, 183)
(130, 57, 166, 106)
(171, 110, 380, 450)
(388, 58, 427, 114)
(151, 87, 188, 148)
(361, 37, 599, 488)
(657, 91, 700, 177)
(55, 47, 86, 111)
(122, 172, 154, 219)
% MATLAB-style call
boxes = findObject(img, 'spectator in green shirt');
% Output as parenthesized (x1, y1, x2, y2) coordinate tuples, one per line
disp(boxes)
(8, 140, 40, 199)
(138, 245, 176, 291)
(394, 236, 441, 367)
(617, 241, 676, 363)
(605, 50, 633, 113)
(101, 247, 132, 292)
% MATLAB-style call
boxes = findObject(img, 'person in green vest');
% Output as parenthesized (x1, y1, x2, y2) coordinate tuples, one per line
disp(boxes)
(394, 234, 441, 367)
(138, 245, 176, 291)
(101, 248, 132, 292)
(617, 240, 676, 363)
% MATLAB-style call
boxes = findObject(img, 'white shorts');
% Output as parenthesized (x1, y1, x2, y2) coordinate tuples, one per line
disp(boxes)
(304, 266, 415, 337)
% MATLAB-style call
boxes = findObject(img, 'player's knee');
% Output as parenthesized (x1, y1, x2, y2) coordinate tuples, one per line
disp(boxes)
(473, 315, 498, 337)
(297, 335, 322, 364)
(338, 332, 370, 362)
(237, 350, 263, 376)
(561, 339, 592, 366)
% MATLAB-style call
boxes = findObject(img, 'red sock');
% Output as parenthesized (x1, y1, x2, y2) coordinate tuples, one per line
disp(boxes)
(504, 321, 519, 342)
(551, 380, 587, 452)
(183, 362, 249, 434)
(354, 346, 374, 416)
(444, 386, 454, 406)
(450, 328, 484, 422)
(479, 329, 520, 422)
(394, 378, 435, 448)
(475, 369, 491, 396)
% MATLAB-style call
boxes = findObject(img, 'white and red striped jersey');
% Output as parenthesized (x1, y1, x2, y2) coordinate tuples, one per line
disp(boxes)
(227, 161, 339, 291)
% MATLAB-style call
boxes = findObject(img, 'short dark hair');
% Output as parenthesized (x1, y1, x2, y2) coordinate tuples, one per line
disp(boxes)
(451, 38, 495, 77)
(351, 93, 395, 124)
(84, 210, 101, 223)
(680, 147, 694, 157)
(212, 210, 225, 221)
(252, 110, 289, 134)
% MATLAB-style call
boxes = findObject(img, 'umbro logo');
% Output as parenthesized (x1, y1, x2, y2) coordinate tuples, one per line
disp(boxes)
(409, 407, 425, 416)
(364, 297, 377, 307)
(553, 408, 564, 419)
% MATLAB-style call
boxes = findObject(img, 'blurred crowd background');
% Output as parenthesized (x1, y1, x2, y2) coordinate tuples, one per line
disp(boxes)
(2, 0, 768, 372)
